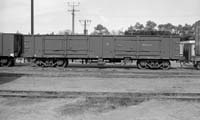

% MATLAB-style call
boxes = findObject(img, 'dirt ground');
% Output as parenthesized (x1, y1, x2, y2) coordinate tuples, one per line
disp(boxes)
(0, 63, 200, 93)
(0, 62, 200, 120)
(0, 97, 200, 120)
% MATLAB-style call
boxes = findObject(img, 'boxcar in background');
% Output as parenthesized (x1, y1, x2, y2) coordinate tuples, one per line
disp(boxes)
(180, 40, 195, 62)
(192, 20, 200, 69)
(0, 33, 24, 66)
(24, 35, 180, 69)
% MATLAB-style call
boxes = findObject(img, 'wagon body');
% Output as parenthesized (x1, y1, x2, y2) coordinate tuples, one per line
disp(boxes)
(195, 21, 200, 56)
(23, 34, 180, 68)
(24, 35, 180, 60)
(0, 33, 24, 66)
(192, 20, 200, 69)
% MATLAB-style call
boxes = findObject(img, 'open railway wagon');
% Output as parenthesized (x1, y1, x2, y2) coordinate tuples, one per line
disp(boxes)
(0, 33, 24, 66)
(191, 20, 200, 69)
(24, 35, 180, 69)
(181, 40, 195, 63)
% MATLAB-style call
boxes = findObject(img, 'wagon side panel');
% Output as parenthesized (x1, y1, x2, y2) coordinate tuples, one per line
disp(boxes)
(24, 35, 34, 57)
(24, 35, 44, 58)
(102, 36, 114, 58)
(67, 36, 88, 58)
(43, 35, 65, 57)
(169, 37, 180, 60)
(160, 37, 170, 59)
(2, 34, 14, 57)
(137, 36, 162, 59)
(34, 36, 44, 57)
(114, 36, 137, 59)
(89, 36, 102, 58)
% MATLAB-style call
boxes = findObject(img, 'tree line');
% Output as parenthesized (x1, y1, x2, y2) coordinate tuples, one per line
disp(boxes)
(58, 20, 195, 41)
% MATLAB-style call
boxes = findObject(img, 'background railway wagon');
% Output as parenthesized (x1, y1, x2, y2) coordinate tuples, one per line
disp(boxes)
(24, 35, 180, 68)
(195, 21, 200, 57)
(0, 33, 24, 66)
(180, 40, 195, 62)
(191, 20, 200, 69)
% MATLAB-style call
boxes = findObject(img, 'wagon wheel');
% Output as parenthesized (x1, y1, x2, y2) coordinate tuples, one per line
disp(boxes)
(62, 60, 69, 68)
(39, 60, 47, 67)
(137, 60, 147, 69)
(56, 59, 65, 67)
(64, 60, 69, 67)
(160, 61, 170, 70)
(35, 59, 42, 67)
(1, 58, 8, 66)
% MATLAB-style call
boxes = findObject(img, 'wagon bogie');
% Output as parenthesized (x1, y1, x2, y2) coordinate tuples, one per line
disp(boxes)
(137, 59, 170, 69)
(32, 58, 68, 67)
(137, 60, 148, 69)
(160, 60, 171, 70)
(0, 57, 15, 67)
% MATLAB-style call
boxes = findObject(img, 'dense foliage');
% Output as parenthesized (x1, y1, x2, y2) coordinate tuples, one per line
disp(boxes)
(90, 20, 194, 41)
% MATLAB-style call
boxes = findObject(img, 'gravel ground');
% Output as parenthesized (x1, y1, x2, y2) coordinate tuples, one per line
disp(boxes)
(0, 97, 200, 120)
(0, 63, 200, 93)
(0, 62, 200, 120)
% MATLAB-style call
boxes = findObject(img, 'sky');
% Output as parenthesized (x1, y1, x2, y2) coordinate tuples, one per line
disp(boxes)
(0, 0, 200, 34)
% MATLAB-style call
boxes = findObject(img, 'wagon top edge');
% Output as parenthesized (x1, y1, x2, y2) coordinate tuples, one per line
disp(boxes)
(23, 34, 180, 38)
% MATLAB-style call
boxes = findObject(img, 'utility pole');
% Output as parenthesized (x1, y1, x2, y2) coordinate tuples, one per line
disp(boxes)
(31, 0, 34, 35)
(68, 1, 80, 35)
(79, 20, 91, 35)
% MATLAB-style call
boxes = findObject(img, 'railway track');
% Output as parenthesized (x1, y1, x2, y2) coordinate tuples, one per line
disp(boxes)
(1, 70, 200, 79)
(1, 90, 200, 101)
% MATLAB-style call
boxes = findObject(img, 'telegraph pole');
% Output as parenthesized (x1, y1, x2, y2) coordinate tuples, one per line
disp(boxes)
(31, 0, 34, 35)
(68, 2, 80, 35)
(79, 20, 91, 35)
